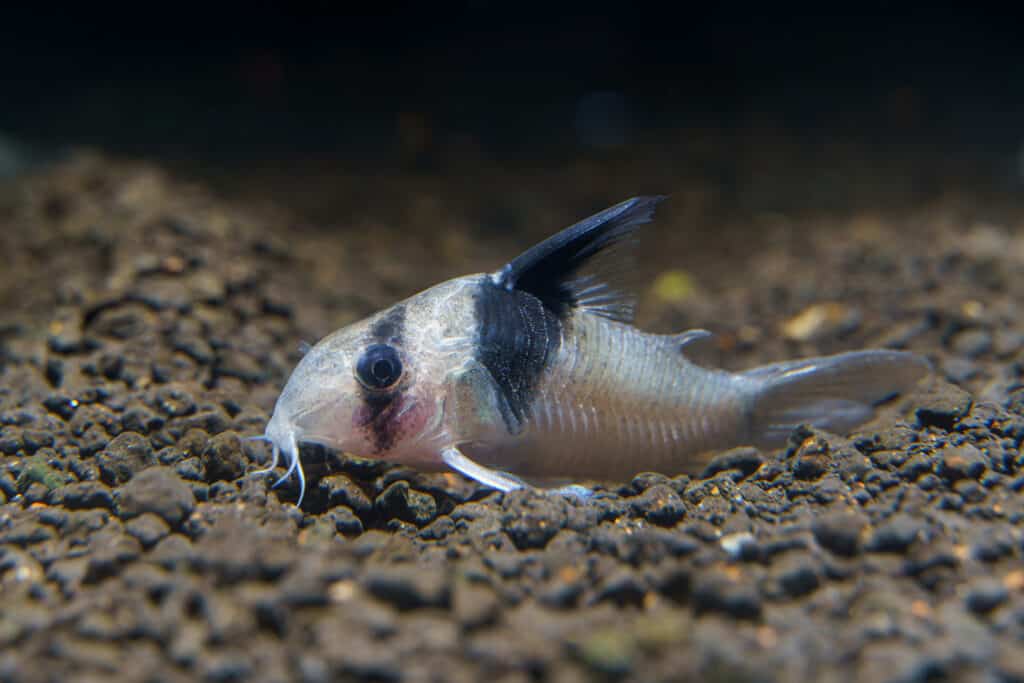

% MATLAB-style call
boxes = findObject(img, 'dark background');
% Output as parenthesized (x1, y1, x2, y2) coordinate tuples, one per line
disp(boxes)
(1, 4, 1022, 210)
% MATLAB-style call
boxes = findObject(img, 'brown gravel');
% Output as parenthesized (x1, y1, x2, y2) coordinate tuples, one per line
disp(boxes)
(1, 153, 1024, 683)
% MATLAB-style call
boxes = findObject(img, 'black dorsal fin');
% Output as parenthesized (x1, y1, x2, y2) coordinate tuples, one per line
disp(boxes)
(492, 196, 665, 322)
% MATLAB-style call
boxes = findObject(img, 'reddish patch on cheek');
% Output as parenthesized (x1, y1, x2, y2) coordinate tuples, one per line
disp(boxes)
(353, 392, 431, 454)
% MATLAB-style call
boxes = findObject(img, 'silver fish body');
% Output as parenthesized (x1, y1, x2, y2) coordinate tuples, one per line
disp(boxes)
(262, 197, 929, 503)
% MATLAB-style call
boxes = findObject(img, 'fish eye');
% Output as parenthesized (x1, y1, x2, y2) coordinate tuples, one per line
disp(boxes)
(355, 344, 403, 390)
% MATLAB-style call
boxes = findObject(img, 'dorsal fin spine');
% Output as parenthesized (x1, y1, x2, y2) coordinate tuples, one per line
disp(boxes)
(493, 195, 666, 322)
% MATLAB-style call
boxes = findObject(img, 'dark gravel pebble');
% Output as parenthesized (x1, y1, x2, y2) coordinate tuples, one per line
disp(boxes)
(596, 569, 648, 606)
(361, 565, 449, 610)
(936, 443, 987, 480)
(201, 431, 245, 482)
(117, 466, 195, 527)
(62, 481, 114, 510)
(96, 432, 156, 485)
(772, 553, 821, 597)
(124, 512, 171, 548)
(811, 508, 869, 556)
(951, 329, 992, 358)
(319, 473, 373, 515)
(375, 480, 437, 526)
(453, 581, 500, 628)
(866, 514, 924, 553)
(502, 494, 567, 550)
(326, 507, 364, 536)
(692, 571, 762, 619)
(915, 384, 972, 430)
(964, 579, 1009, 614)
(701, 447, 764, 478)
(629, 484, 687, 526)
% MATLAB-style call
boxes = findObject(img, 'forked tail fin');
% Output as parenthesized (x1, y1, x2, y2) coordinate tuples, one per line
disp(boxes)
(742, 350, 930, 447)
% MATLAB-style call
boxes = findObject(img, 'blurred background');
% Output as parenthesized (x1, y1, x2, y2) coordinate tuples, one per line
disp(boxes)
(0, 4, 1021, 231)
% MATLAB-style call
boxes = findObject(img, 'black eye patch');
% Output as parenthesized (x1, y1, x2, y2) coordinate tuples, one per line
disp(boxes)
(355, 343, 403, 390)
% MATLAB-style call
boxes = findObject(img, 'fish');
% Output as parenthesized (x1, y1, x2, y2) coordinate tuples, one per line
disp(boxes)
(257, 196, 930, 505)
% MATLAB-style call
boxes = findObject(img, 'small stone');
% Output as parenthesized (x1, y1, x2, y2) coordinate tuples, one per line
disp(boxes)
(484, 552, 527, 579)
(152, 385, 196, 417)
(362, 565, 449, 610)
(573, 626, 634, 676)
(936, 443, 987, 481)
(375, 481, 437, 526)
(326, 507, 363, 537)
(125, 512, 171, 548)
(0, 432, 21, 455)
(21, 431, 53, 453)
(0, 519, 55, 546)
(453, 581, 499, 629)
(964, 578, 1009, 614)
(791, 432, 831, 480)
(117, 466, 195, 527)
(0, 473, 15, 498)
(96, 432, 156, 485)
(630, 484, 686, 526)
(781, 302, 859, 342)
(502, 493, 568, 550)
(84, 532, 142, 582)
(149, 534, 196, 570)
(915, 384, 972, 430)
(176, 409, 230, 436)
(62, 481, 114, 510)
(980, 471, 1003, 488)
(720, 532, 760, 561)
(993, 329, 1024, 356)
(23, 482, 49, 504)
(898, 454, 933, 482)
(950, 328, 992, 358)
(596, 569, 647, 606)
(692, 571, 762, 619)
(42, 394, 78, 420)
(954, 479, 986, 503)
(16, 455, 69, 492)
(772, 553, 820, 597)
(121, 407, 164, 435)
(198, 650, 252, 683)
(941, 357, 979, 384)
(971, 533, 1013, 562)
(812, 508, 868, 556)
(866, 514, 923, 553)
(418, 516, 454, 541)
(47, 310, 93, 354)
(201, 431, 245, 482)
(319, 474, 373, 515)
(36, 506, 68, 529)
(701, 447, 764, 479)
(629, 472, 673, 492)
(47, 557, 89, 595)
(538, 575, 585, 608)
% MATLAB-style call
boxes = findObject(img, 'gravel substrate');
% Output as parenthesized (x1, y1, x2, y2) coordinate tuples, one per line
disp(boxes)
(1, 155, 1024, 683)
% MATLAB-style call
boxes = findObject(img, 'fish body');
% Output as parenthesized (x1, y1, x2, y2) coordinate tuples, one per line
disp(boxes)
(262, 197, 929, 503)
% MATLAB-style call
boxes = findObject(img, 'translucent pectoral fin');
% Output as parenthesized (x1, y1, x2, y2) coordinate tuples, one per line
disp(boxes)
(441, 445, 527, 492)
(441, 446, 594, 500)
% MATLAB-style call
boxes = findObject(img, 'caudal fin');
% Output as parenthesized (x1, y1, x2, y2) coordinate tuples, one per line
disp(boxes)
(742, 350, 930, 447)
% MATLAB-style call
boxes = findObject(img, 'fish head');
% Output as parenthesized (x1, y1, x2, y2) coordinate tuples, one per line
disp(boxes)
(264, 278, 479, 474)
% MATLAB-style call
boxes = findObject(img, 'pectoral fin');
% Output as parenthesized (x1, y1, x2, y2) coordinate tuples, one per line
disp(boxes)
(441, 446, 594, 499)
(441, 445, 526, 492)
